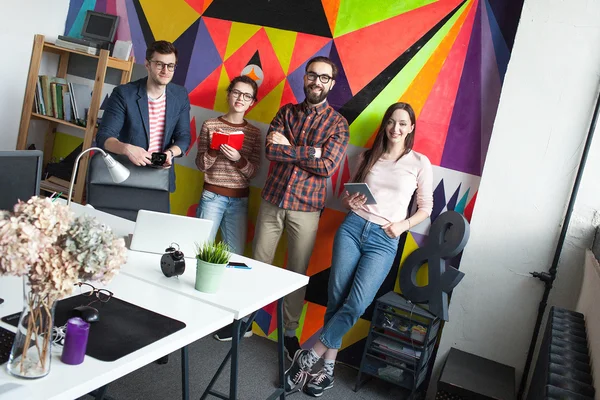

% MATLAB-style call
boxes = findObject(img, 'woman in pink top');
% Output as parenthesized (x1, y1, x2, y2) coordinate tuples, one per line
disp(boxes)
(284, 102, 434, 396)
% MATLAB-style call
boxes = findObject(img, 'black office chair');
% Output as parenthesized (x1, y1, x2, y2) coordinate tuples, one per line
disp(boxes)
(87, 152, 170, 221)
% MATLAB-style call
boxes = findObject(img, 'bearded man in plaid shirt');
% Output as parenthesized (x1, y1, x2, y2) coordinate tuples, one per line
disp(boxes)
(253, 56, 349, 361)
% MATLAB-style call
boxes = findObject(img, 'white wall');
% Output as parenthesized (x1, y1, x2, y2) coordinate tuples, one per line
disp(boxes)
(428, 0, 600, 396)
(0, 0, 70, 150)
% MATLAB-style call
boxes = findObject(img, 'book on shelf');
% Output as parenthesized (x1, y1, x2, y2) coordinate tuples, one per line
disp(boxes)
(40, 177, 70, 195)
(50, 82, 58, 118)
(34, 75, 92, 126)
(63, 92, 72, 122)
(34, 86, 40, 114)
(69, 82, 93, 123)
(35, 79, 46, 115)
(46, 176, 71, 188)
(210, 131, 245, 150)
(39, 75, 52, 116)
(37, 76, 68, 119)
(68, 82, 78, 120)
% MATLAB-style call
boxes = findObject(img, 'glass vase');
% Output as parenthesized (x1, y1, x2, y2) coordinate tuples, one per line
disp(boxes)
(7, 276, 56, 378)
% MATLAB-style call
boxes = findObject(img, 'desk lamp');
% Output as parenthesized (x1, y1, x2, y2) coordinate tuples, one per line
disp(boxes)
(67, 147, 130, 205)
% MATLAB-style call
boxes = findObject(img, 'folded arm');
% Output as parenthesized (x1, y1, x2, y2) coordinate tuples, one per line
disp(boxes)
(294, 118, 349, 177)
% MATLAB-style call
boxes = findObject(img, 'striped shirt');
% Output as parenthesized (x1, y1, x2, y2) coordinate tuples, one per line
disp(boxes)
(195, 117, 262, 190)
(262, 101, 349, 212)
(147, 93, 166, 153)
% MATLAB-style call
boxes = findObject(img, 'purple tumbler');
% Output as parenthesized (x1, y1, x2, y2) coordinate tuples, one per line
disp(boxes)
(61, 317, 90, 365)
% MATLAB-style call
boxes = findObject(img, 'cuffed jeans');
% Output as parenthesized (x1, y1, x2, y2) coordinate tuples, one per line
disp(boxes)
(320, 212, 399, 349)
(253, 200, 320, 331)
(196, 190, 248, 255)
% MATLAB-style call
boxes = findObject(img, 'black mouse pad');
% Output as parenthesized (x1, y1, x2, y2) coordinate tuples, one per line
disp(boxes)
(1, 294, 186, 362)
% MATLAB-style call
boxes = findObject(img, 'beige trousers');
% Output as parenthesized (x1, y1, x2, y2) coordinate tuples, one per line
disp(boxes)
(252, 200, 321, 331)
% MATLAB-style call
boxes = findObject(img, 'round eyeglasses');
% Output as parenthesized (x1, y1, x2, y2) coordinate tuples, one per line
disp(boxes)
(229, 89, 254, 102)
(147, 59, 177, 72)
(75, 282, 113, 304)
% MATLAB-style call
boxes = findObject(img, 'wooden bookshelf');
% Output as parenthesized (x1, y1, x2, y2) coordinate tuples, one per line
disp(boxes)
(30, 112, 86, 130)
(16, 34, 135, 204)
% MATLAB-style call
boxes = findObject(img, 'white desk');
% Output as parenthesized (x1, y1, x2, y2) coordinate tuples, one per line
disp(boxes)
(120, 251, 308, 320)
(4, 204, 309, 399)
(0, 273, 233, 400)
(120, 251, 308, 400)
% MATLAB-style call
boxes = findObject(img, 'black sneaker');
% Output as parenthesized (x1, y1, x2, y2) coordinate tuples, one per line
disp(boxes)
(304, 370, 334, 397)
(213, 322, 253, 342)
(284, 349, 311, 393)
(284, 335, 302, 362)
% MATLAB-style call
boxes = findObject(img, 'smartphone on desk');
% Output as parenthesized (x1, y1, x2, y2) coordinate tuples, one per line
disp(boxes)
(227, 262, 252, 270)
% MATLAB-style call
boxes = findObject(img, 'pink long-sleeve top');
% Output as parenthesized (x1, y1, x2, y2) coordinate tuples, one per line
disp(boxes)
(354, 150, 434, 226)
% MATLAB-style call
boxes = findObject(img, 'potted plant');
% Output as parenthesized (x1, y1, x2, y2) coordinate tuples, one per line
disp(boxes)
(194, 241, 231, 293)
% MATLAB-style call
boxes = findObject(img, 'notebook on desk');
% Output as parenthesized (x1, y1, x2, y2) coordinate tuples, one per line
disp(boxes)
(130, 210, 214, 258)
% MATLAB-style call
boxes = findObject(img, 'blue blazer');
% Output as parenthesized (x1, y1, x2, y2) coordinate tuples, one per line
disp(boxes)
(96, 77, 191, 192)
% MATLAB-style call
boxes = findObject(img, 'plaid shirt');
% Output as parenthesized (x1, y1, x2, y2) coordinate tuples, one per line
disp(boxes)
(262, 101, 349, 212)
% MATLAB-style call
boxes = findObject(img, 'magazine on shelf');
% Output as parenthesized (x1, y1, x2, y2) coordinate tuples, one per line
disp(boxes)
(373, 337, 422, 358)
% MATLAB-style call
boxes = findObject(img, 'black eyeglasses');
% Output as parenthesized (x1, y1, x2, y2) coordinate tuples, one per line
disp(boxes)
(229, 89, 254, 102)
(75, 282, 113, 305)
(305, 72, 333, 84)
(147, 59, 177, 72)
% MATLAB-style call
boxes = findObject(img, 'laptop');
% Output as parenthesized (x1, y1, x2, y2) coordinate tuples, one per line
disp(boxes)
(130, 210, 214, 258)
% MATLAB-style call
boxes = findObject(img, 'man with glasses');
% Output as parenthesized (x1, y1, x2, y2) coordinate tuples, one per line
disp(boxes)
(253, 56, 349, 363)
(96, 40, 191, 194)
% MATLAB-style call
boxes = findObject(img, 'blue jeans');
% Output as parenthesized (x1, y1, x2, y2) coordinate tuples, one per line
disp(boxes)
(320, 212, 400, 349)
(196, 190, 248, 254)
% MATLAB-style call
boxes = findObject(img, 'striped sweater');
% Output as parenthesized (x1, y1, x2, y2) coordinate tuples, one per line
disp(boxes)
(195, 117, 261, 190)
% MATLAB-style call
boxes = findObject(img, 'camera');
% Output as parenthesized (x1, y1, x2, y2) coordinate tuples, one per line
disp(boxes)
(151, 152, 167, 167)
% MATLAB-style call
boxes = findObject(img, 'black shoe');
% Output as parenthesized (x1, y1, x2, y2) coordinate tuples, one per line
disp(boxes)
(304, 370, 334, 397)
(284, 349, 311, 393)
(213, 322, 253, 342)
(284, 336, 302, 362)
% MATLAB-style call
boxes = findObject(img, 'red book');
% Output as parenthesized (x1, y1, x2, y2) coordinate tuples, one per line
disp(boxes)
(210, 131, 245, 151)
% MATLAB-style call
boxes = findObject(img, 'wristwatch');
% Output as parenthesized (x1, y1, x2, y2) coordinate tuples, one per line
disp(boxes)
(167, 149, 175, 159)
(308, 147, 316, 159)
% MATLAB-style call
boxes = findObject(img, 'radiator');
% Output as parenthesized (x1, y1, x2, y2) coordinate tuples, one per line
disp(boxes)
(527, 307, 596, 399)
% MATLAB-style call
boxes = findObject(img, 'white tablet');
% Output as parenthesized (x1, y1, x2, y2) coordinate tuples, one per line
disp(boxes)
(343, 183, 377, 205)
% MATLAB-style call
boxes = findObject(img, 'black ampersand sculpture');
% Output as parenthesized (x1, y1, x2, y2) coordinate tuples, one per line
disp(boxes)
(399, 210, 470, 321)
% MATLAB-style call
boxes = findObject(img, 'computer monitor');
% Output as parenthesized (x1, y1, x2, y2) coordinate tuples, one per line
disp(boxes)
(0, 150, 43, 211)
(81, 11, 119, 43)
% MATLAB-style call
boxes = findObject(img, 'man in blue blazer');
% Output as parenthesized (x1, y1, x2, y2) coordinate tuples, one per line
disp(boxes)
(96, 40, 191, 193)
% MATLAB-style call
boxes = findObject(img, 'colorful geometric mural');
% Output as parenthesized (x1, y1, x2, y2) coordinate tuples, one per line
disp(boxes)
(64, 0, 524, 366)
